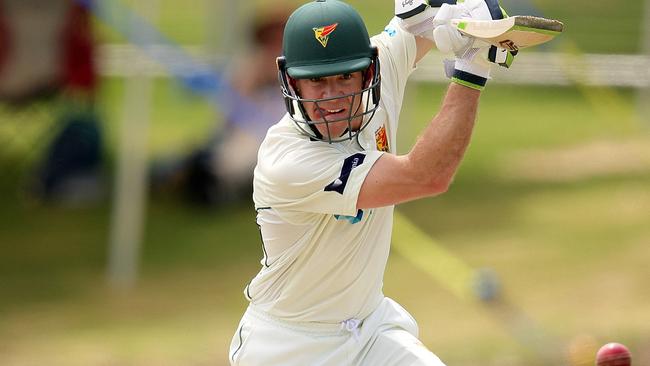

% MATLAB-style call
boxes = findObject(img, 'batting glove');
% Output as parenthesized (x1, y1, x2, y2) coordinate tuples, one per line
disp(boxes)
(433, 0, 516, 90)
(394, 0, 440, 42)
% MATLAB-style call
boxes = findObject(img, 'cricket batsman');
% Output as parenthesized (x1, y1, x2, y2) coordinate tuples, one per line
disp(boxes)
(229, 0, 514, 364)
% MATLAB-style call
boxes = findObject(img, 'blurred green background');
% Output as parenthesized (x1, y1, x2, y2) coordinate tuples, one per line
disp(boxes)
(1, 0, 649, 365)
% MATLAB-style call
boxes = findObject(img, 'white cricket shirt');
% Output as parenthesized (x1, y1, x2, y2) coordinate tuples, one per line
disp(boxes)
(245, 18, 417, 323)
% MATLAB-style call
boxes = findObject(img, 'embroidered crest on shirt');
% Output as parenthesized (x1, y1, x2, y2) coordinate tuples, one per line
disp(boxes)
(375, 125, 389, 152)
(313, 23, 338, 48)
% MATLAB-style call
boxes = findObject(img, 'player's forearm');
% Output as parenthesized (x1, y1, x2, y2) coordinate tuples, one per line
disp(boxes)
(414, 36, 436, 64)
(405, 83, 480, 194)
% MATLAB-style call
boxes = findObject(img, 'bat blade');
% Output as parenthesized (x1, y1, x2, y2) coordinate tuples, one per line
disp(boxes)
(451, 16, 564, 51)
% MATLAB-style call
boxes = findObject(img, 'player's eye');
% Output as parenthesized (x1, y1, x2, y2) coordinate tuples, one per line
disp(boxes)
(309, 77, 323, 83)
(341, 73, 353, 80)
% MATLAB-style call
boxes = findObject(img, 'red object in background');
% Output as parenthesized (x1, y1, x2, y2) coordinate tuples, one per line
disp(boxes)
(0, 3, 10, 75)
(596, 343, 632, 366)
(61, 2, 96, 93)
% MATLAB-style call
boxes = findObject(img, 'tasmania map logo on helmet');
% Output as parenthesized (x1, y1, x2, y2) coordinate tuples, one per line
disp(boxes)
(313, 23, 338, 47)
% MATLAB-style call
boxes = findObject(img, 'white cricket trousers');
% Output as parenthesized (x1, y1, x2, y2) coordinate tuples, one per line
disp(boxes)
(228, 297, 446, 366)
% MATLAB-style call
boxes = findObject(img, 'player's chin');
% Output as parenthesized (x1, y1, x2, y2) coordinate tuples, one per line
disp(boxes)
(311, 113, 350, 128)
(314, 120, 350, 138)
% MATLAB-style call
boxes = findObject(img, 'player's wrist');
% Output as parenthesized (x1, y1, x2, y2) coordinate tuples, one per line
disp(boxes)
(455, 48, 490, 77)
(448, 41, 491, 90)
(451, 71, 487, 91)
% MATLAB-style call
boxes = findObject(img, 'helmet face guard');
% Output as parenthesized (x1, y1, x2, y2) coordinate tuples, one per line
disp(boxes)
(277, 50, 381, 143)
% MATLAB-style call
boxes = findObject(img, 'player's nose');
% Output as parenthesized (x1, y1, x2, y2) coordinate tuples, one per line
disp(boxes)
(319, 79, 346, 99)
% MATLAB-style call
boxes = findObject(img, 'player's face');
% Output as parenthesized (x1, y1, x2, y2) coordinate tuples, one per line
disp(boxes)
(294, 72, 365, 140)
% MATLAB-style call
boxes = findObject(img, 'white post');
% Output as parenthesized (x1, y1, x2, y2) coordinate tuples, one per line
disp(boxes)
(107, 0, 158, 290)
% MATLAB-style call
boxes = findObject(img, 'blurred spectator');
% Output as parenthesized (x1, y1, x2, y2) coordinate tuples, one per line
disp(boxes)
(30, 1, 105, 204)
(153, 7, 289, 206)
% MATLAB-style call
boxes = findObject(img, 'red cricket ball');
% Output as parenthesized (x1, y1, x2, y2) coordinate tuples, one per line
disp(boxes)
(596, 342, 631, 366)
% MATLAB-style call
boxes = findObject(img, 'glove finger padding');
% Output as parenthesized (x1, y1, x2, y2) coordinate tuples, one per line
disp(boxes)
(432, 3, 470, 54)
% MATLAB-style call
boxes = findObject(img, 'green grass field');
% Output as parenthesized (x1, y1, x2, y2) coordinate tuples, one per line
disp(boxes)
(1, 1, 650, 365)
(1, 78, 649, 365)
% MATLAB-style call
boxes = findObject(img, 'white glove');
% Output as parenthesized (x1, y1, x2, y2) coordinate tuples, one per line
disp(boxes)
(459, 0, 517, 70)
(394, 0, 465, 42)
(432, 0, 516, 90)
(394, 0, 438, 42)
(432, 3, 471, 55)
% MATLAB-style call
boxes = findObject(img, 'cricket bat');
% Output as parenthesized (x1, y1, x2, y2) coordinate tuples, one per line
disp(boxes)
(451, 16, 564, 51)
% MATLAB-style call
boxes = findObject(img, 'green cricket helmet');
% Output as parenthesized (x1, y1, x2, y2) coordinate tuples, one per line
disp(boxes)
(277, 0, 381, 143)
